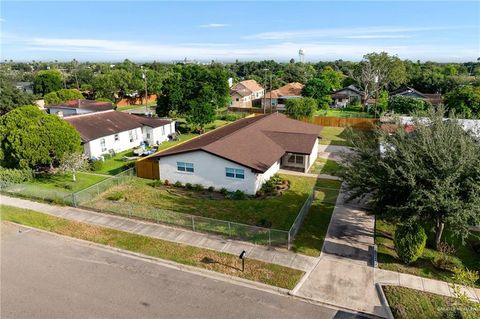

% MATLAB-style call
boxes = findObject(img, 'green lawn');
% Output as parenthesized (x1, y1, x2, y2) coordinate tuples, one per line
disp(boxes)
(384, 286, 480, 319)
(319, 127, 353, 146)
(315, 106, 373, 118)
(85, 174, 317, 231)
(1, 205, 303, 289)
(0, 172, 108, 205)
(308, 157, 343, 176)
(94, 149, 136, 175)
(27, 172, 107, 193)
(292, 179, 342, 256)
(376, 219, 480, 286)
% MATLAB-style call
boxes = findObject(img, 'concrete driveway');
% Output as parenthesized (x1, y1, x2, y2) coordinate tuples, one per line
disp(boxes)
(1, 222, 366, 319)
(292, 186, 387, 318)
(318, 144, 354, 162)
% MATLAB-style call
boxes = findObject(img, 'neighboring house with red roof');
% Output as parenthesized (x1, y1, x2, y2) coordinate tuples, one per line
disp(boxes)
(150, 113, 320, 194)
(64, 110, 175, 158)
(262, 82, 304, 111)
(230, 80, 264, 108)
(47, 99, 115, 117)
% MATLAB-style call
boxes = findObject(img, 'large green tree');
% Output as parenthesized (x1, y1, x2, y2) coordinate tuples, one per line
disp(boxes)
(444, 86, 480, 118)
(284, 97, 317, 120)
(302, 66, 343, 109)
(0, 106, 81, 169)
(33, 70, 63, 95)
(341, 109, 480, 249)
(388, 95, 431, 115)
(0, 77, 36, 115)
(44, 89, 85, 105)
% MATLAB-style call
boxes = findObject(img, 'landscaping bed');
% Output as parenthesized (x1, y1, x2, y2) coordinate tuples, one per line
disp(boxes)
(1, 205, 304, 289)
(384, 286, 480, 319)
(376, 219, 480, 286)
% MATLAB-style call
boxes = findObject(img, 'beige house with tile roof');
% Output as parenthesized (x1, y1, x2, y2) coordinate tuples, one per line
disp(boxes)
(230, 80, 264, 108)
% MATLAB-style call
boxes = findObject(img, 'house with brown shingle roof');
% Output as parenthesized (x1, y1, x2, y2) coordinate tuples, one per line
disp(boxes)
(150, 113, 320, 194)
(230, 80, 264, 108)
(262, 82, 304, 111)
(64, 110, 175, 159)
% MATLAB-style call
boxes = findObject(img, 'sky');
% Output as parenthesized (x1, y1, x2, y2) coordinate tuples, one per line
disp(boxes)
(1, 1, 479, 62)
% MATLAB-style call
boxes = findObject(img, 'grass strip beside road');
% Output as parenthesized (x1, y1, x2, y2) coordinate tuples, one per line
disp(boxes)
(0, 205, 304, 290)
(383, 285, 480, 319)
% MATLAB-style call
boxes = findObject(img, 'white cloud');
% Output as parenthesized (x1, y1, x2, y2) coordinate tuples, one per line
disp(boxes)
(16, 36, 477, 62)
(244, 26, 465, 40)
(199, 23, 230, 28)
(0, 18, 6, 22)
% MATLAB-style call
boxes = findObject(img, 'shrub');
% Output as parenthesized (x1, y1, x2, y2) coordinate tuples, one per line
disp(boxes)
(150, 180, 163, 187)
(219, 187, 228, 196)
(193, 183, 204, 191)
(207, 186, 215, 192)
(0, 167, 34, 184)
(90, 160, 103, 171)
(164, 179, 170, 186)
(232, 190, 246, 200)
(107, 191, 124, 201)
(393, 223, 427, 264)
(185, 182, 193, 190)
(174, 181, 183, 188)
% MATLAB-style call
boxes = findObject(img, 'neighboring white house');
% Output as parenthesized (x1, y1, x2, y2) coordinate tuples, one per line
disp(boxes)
(65, 110, 175, 159)
(47, 99, 114, 117)
(229, 80, 264, 108)
(150, 113, 320, 194)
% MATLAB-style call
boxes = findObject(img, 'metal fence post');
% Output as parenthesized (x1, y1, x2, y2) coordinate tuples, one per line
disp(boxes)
(268, 230, 271, 246)
(228, 222, 231, 236)
(192, 216, 195, 231)
(287, 231, 291, 250)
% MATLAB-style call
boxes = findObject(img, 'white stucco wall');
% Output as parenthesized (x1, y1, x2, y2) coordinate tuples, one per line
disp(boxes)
(158, 150, 280, 195)
(308, 139, 319, 169)
(49, 107, 91, 117)
(142, 121, 175, 145)
(85, 127, 143, 158)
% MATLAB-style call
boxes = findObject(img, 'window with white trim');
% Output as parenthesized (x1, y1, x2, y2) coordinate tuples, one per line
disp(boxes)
(100, 138, 107, 152)
(177, 162, 194, 173)
(225, 167, 245, 179)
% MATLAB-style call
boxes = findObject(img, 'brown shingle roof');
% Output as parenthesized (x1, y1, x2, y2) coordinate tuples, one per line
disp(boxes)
(49, 99, 114, 112)
(64, 110, 172, 142)
(238, 80, 264, 93)
(265, 82, 304, 98)
(152, 113, 321, 173)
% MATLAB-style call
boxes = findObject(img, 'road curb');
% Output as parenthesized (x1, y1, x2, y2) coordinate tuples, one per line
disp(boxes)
(375, 283, 395, 319)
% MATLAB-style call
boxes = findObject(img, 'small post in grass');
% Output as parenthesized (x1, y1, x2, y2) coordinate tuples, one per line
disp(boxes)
(239, 250, 246, 272)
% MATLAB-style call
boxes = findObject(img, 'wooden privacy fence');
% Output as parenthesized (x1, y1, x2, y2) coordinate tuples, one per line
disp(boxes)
(304, 116, 379, 129)
(136, 157, 159, 179)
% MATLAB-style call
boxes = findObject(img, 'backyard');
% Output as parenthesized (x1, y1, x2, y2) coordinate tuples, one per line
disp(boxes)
(376, 219, 480, 286)
(308, 157, 343, 176)
(315, 106, 373, 118)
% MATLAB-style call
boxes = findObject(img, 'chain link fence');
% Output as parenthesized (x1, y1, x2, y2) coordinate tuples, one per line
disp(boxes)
(0, 180, 75, 205)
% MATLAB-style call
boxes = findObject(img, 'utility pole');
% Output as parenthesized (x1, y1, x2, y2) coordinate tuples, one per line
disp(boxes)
(269, 72, 273, 113)
(263, 68, 268, 114)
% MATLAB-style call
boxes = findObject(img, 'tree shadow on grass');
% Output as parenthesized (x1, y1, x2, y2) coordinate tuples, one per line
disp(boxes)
(201, 256, 241, 271)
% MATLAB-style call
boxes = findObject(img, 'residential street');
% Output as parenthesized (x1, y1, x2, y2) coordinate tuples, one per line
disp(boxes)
(1, 223, 365, 319)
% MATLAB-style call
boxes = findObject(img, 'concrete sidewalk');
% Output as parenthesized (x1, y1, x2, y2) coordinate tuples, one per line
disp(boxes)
(278, 169, 342, 181)
(0, 195, 316, 272)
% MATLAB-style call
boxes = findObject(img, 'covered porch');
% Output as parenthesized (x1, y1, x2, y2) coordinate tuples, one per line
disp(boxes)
(280, 152, 311, 173)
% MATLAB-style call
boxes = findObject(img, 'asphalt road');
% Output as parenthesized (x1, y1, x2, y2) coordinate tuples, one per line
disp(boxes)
(1, 223, 366, 319)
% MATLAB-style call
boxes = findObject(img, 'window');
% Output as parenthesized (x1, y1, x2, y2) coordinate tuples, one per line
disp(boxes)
(287, 154, 304, 164)
(162, 126, 165, 135)
(146, 133, 150, 139)
(226, 168, 245, 179)
(177, 162, 194, 173)
(114, 134, 119, 142)
(100, 138, 107, 152)
(129, 130, 138, 142)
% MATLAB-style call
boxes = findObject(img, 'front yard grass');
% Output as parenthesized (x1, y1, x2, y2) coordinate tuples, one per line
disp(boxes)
(376, 219, 480, 286)
(1, 205, 304, 289)
(308, 157, 343, 176)
(86, 174, 317, 231)
(292, 179, 342, 256)
(26, 172, 107, 193)
(383, 285, 480, 319)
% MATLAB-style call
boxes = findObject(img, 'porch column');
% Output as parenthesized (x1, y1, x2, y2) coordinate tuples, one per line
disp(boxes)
(304, 155, 309, 173)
